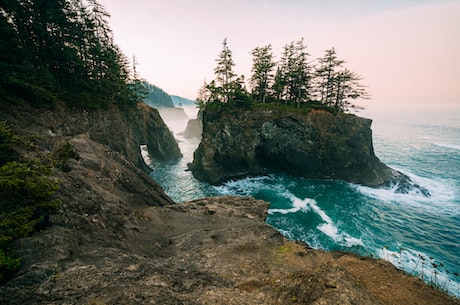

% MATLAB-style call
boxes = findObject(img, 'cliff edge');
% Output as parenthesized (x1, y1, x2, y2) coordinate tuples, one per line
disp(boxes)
(190, 107, 425, 193)
(0, 104, 456, 304)
(2, 103, 181, 169)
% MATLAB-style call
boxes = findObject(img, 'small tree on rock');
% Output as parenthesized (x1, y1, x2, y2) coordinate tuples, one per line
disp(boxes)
(214, 38, 237, 103)
(250, 44, 275, 103)
(315, 48, 369, 113)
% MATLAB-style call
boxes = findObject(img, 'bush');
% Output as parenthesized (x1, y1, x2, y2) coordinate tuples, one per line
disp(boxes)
(0, 249, 21, 282)
(52, 142, 80, 172)
(0, 123, 61, 282)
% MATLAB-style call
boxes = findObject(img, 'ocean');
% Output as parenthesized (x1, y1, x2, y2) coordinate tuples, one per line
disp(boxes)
(150, 105, 460, 298)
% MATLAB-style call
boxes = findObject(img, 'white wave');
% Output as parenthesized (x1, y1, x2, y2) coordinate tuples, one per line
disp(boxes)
(377, 246, 459, 297)
(355, 168, 457, 214)
(307, 198, 364, 247)
(434, 142, 460, 151)
(276, 228, 296, 240)
(268, 196, 312, 215)
(214, 176, 269, 196)
(214, 175, 292, 198)
(140, 145, 153, 167)
(270, 196, 363, 248)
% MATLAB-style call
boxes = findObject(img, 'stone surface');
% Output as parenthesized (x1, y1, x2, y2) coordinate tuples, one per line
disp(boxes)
(0, 104, 454, 305)
(1, 102, 182, 169)
(1, 195, 457, 305)
(190, 107, 423, 191)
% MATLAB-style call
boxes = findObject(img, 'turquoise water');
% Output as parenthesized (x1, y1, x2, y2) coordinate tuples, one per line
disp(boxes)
(150, 105, 460, 297)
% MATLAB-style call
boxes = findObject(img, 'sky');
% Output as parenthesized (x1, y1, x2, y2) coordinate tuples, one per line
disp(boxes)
(98, 0, 460, 109)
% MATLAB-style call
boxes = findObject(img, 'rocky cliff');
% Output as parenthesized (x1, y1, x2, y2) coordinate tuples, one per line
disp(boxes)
(0, 104, 456, 304)
(1, 103, 182, 169)
(190, 107, 422, 191)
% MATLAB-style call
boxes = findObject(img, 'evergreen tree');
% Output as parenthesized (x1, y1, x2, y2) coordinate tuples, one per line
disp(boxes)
(291, 38, 312, 108)
(0, 0, 137, 108)
(276, 38, 312, 107)
(196, 79, 211, 107)
(249, 45, 275, 103)
(214, 38, 237, 103)
(315, 48, 369, 112)
(272, 67, 285, 104)
(314, 48, 344, 106)
(277, 41, 295, 103)
(333, 69, 369, 113)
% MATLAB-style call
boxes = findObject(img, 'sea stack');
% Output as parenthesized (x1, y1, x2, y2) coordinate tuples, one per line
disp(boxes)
(190, 106, 427, 194)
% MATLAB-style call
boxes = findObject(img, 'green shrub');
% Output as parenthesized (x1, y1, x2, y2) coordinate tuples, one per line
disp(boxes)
(52, 142, 79, 172)
(0, 249, 21, 282)
(0, 121, 19, 166)
(0, 123, 61, 282)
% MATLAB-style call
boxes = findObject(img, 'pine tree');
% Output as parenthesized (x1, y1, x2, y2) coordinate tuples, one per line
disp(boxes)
(214, 38, 237, 103)
(315, 48, 369, 112)
(0, 0, 137, 107)
(276, 38, 312, 107)
(333, 69, 369, 113)
(272, 67, 285, 104)
(291, 38, 311, 108)
(250, 45, 275, 103)
(196, 79, 210, 107)
(314, 48, 345, 106)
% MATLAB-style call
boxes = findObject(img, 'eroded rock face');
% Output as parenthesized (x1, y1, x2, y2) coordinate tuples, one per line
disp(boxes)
(190, 108, 404, 187)
(0, 104, 453, 305)
(1, 103, 181, 169)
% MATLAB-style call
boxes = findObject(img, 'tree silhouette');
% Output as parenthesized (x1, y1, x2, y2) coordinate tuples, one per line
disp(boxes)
(0, 0, 137, 108)
(200, 40, 369, 113)
(274, 38, 312, 107)
(250, 45, 275, 103)
(315, 48, 370, 112)
(213, 38, 237, 103)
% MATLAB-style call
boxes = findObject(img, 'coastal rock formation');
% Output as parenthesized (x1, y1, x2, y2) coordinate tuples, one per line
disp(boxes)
(1, 189, 457, 305)
(1, 103, 181, 169)
(190, 107, 420, 190)
(179, 117, 203, 139)
(0, 104, 455, 305)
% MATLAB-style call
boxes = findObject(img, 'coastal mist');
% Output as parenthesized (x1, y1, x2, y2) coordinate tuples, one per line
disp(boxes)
(151, 105, 460, 298)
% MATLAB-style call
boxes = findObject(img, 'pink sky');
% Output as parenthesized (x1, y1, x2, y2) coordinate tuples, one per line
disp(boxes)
(99, 0, 460, 109)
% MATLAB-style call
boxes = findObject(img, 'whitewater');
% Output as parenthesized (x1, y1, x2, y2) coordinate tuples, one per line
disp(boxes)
(150, 105, 460, 298)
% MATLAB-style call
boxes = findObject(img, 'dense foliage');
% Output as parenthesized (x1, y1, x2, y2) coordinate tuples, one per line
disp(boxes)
(141, 81, 175, 108)
(0, 122, 60, 282)
(0, 0, 138, 108)
(198, 39, 370, 113)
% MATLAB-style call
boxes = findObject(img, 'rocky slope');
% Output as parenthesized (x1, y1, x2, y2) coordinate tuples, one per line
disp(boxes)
(1, 103, 182, 169)
(0, 103, 456, 304)
(190, 107, 424, 192)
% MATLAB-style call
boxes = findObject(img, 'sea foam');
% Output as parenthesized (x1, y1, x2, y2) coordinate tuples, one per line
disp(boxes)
(377, 246, 459, 297)
(269, 195, 363, 248)
(355, 168, 457, 214)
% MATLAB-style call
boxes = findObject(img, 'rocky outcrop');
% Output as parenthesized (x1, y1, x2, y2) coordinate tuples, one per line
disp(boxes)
(1, 103, 182, 169)
(0, 104, 455, 305)
(1, 194, 457, 304)
(179, 117, 203, 139)
(190, 108, 419, 189)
